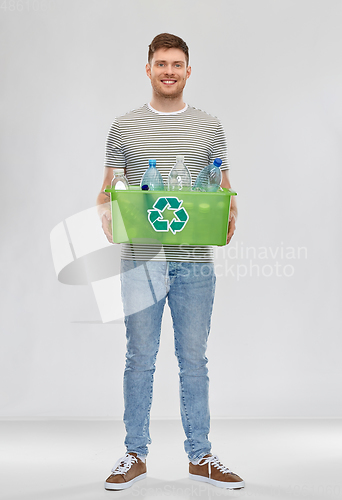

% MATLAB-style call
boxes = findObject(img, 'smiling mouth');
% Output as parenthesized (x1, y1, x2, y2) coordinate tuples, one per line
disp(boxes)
(161, 80, 177, 85)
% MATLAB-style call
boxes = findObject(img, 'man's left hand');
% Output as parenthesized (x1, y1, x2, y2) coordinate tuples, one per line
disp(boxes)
(226, 212, 236, 245)
(220, 170, 237, 246)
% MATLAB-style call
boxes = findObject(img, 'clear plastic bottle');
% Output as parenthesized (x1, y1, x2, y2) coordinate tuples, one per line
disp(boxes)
(192, 158, 222, 192)
(140, 159, 165, 191)
(111, 168, 129, 190)
(167, 155, 192, 192)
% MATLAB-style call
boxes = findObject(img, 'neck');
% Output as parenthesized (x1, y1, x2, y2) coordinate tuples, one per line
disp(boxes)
(149, 93, 186, 113)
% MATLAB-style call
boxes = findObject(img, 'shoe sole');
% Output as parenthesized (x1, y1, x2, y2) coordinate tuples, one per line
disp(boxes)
(105, 472, 147, 490)
(189, 473, 245, 489)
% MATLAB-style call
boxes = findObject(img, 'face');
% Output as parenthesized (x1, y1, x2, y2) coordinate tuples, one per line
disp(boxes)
(146, 48, 191, 99)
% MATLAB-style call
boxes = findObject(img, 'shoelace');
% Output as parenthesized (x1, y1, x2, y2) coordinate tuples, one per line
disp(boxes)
(111, 453, 138, 475)
(199, 454, 234, 476)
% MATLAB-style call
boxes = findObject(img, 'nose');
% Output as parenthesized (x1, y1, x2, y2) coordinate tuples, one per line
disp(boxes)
(163, 64, 174, 75)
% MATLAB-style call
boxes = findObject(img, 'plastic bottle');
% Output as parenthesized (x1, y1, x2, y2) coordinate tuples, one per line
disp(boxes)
(140, 159, 164, 191)
(167, 155, 192, 192)
(111, 168, 129, 190)
(192, 158, 222, 192)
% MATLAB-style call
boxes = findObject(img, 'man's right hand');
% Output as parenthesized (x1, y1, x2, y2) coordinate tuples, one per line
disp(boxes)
(97, 168, 119, 244)
(101, 209, 113, 244)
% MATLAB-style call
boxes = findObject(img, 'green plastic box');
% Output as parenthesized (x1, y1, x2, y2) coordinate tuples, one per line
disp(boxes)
(105, 186, 237, 246)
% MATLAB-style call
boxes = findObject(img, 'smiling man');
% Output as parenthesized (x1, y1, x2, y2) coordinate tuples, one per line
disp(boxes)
(97, 33, 243, 491)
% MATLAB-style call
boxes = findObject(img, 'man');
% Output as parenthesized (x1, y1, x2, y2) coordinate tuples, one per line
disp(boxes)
(97, 33, 244, 491)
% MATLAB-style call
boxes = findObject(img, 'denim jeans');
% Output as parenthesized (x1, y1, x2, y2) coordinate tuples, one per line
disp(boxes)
(120, 259, 216, 462)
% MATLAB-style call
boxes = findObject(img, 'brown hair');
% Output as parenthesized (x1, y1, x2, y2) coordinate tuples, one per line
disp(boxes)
(148, 33, 189, 66)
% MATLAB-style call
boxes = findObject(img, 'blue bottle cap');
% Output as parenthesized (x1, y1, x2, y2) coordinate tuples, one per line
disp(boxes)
(213, 158, 222, 167)
(149, 159, 157, 167)
(141, 184, 149, 190)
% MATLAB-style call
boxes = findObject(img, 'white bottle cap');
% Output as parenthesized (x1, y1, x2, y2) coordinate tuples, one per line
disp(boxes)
(113, 168, 125, 174)
(176, 155, 184, 162)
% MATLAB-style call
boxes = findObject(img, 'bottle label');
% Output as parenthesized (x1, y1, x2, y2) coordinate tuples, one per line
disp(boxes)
(147, 197, 189, 234)
(114, 180, 127, 190)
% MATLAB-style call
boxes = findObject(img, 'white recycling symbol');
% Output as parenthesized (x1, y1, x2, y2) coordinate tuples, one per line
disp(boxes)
(147, 197, 189, 234)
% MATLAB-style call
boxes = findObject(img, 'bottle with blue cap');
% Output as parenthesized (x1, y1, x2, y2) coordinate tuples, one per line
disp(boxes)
(140, 159, 165, 191)
(192, 158, 222, 192)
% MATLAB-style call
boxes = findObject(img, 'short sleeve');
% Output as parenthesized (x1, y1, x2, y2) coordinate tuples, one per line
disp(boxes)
(104, 119, 126, 169)
(210, 121, 230, 170)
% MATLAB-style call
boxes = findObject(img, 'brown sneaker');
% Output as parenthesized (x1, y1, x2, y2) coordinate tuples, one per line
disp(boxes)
(189, 454, 245, 489)
(104, 452, 147, 490)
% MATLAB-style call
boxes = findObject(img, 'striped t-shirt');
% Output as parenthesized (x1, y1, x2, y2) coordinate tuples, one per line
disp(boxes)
(104, 103, 229, 262)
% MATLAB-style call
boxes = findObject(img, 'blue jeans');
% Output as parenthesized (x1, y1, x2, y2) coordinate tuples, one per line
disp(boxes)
(120, 259, 216, 462)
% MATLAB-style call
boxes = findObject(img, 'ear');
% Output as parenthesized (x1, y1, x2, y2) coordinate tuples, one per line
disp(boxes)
(186, 65, 191, 79)
(146, 63, 151, 80)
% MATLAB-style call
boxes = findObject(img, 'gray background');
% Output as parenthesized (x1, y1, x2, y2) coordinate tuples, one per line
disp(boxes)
(1, 0, 341, 419)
